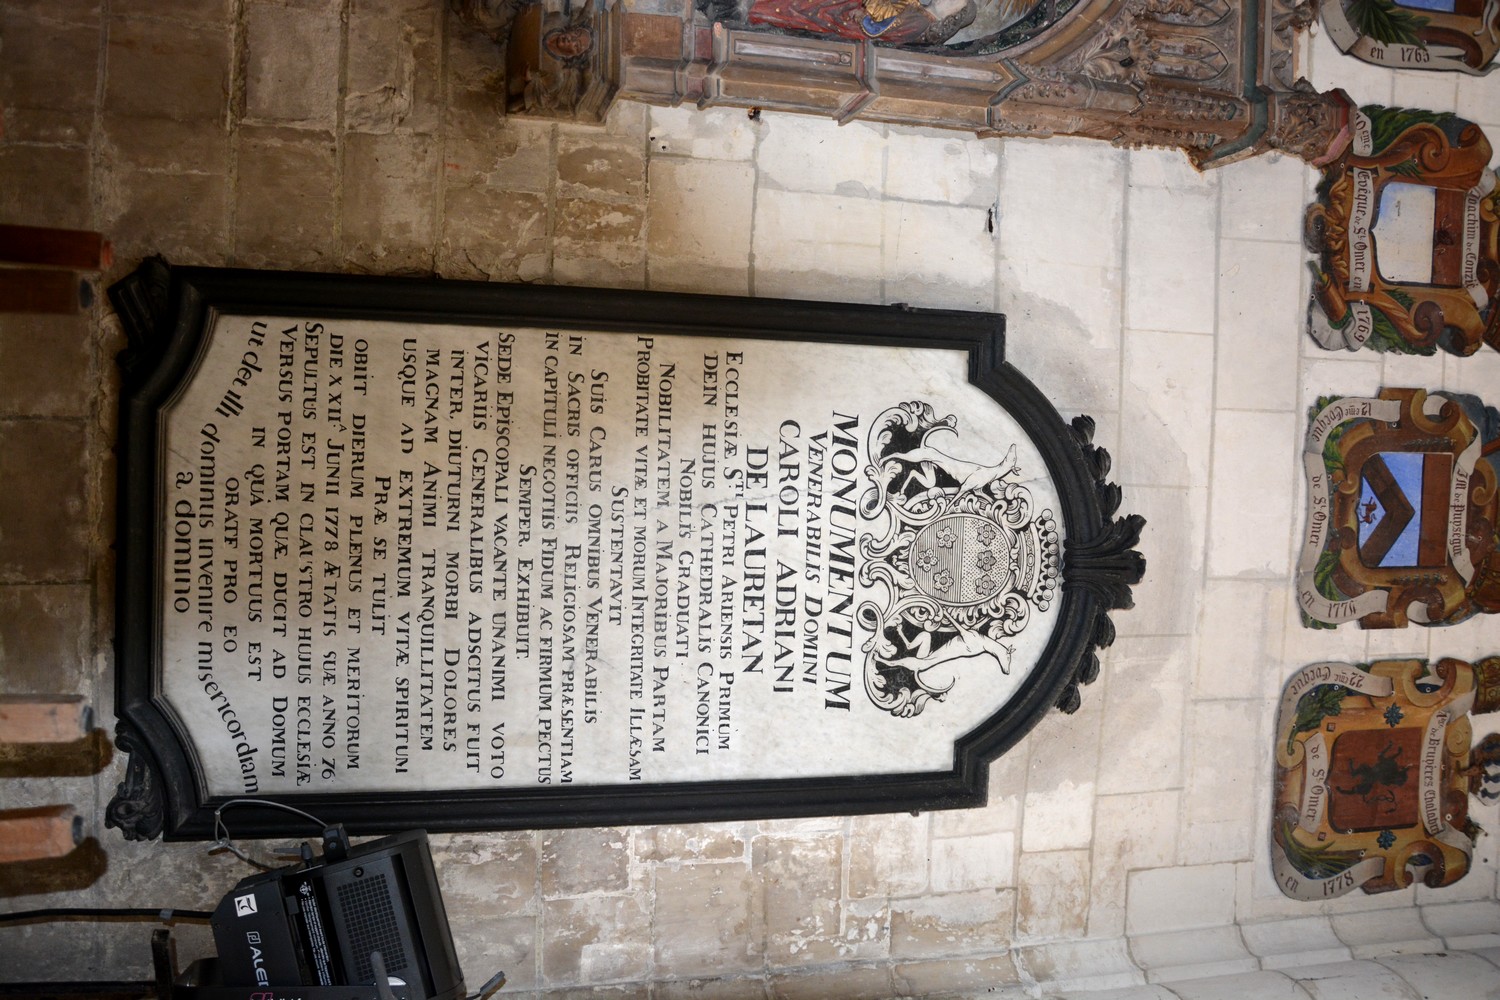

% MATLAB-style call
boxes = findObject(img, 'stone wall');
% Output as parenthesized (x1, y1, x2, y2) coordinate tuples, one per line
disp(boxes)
(1, 1, 1498, 996)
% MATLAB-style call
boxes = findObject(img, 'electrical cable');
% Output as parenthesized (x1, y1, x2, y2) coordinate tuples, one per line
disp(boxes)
(0, 907, 213, 926)
(465, 969, 507, 999)
(209, 797, 331, 872)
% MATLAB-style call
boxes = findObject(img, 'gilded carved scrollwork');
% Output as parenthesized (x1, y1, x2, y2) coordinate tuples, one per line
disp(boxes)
(1306, 105, 1500, 356)
(448, 0, 1344, 164)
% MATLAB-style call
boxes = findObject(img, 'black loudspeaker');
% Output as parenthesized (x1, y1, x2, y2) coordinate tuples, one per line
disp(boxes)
(176, 829, 465, 1000)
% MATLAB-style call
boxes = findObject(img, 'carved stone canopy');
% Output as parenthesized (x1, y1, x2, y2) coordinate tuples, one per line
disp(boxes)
(453, 0, 1351, 166)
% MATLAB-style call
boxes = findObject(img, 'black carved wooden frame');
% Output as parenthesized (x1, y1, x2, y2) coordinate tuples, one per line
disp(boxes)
(107, 259, 1144, 841)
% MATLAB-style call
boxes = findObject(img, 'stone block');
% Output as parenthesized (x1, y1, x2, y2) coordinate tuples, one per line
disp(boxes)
(999, 137, 1126, 271)
(539, 827, 631, 897)
(1306, 29, 1392, 97)
(0, 420, 91, 583)
(0, 584, 92, 694)
(1087, 790, 1180, 939)
(757, 115, 884, 198)
(846, 812, 929, 898)
(649, 106, 758, 161)
(750, 815, 846, 839)
(1194, 579, 1285, 701)
(891, 953, 1022, 996)
(433, 832, 539, 909)
(1456, 73, 1499, 130)
(1291, 958, 1421, 1000)
(888, 888, 1015, 960)
(1377, 952, 1499, 998)
(105, 17, 229, 122)
(0, 146, 92, 231)
(1, 107, 95, 146)
(1216, 240, 1302, 413)
(750, 185, 876, 299)
(1015, 849, 1090, 941)
(1015, 937, 1142, 994)
(1206, 410, 1298, 578)
(1471, 946, 1500, 970)
(1130, 147, 1219, 193)
(1126, 863, 1237, 936)
(931, 749, 1024, 839)
(651, 978, 769, 1000)
(0, 11, 99, 118)
(345, 5, 441, 134)
(634, 822, 746, 863)
(1021, 696, 1102, 852)
(1053, 987, 1176, 1000)
(112, 0, 229, 19)
(1219, 153, 1312, 243)
(342, 132, 438, 272)
(996, 258, 1122, 414)
(881, 200, 996, 311)
(453, 914, 538, 992)
(1329, 909, 1443, 959)
(243, 3, 340, 127)
(517, 984, 651, 999)
(561, 100, 650, 141)
(554, 198, 646, 269)
(884, 129, 999, 207)
(1117, 329, 1214, 489)
(1391, 72, 1459, 116)
(2, 0, 100, 23)
(557, 137, 646, 201)
(444, 121, 556, 196)
(234, 127, 337, 269)
(1240, 916, 1351, 971)
(1132, 926, 1256, 983)
(101, 167, 231, 266)
(1169, 970, 1313, 1000)
(0, 313, 93, 418)
(647, 158, 754, 294)
(768, 964, 895, 1000)
(1180, 700, 1262, 865)
(1419, 899, 1500, 949)
(541, 894, 652, 986)
(555, 250, 642, 289)
(439, 186, 551, 281)
(442, 6, 508, 138)
(755, 834, 844, 966)
(1021, 778, 1099, 855)
(1124, 183, 1217, 334)
(930, 830, 1015, 893)
(1110, 486, 1206, 638)
(102, 116, 229, 176)
(652, 862, 763, 978)
(1096, 637, 1189, 796)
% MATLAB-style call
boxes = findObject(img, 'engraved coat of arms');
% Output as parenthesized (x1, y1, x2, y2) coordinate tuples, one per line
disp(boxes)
(857, 402, 1060, 717)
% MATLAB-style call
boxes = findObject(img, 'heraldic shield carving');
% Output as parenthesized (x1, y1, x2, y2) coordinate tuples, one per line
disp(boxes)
(1272, 656, 1500, 898)
(857, 403, 1061, 718)
(1298, 388, 1500, 629)
(1305, 105, 1500, 356)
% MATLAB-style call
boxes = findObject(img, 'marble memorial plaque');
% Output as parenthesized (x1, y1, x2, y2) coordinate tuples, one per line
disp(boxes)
(106, 263, 1143, 839)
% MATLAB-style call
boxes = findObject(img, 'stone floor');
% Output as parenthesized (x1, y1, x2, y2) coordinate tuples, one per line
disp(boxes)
(2, 1, 1500, 997)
